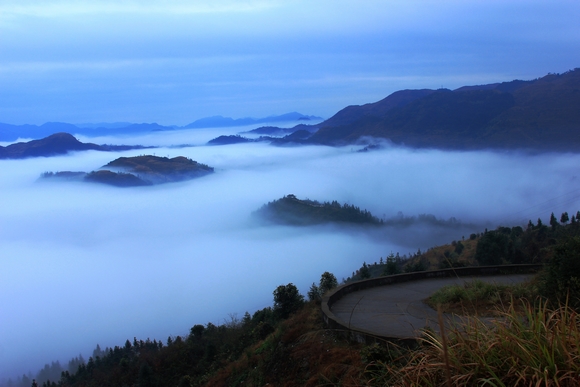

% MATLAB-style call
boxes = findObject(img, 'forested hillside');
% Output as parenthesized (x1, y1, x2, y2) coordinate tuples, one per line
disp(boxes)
(297, 69, 580, 151)
(254, 194, 382, 226)
(9, 209, 580, 387)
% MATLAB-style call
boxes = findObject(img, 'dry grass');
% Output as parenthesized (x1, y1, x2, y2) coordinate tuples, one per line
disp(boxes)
(426, 279, 537, 316)
(369, 299, 580, 386)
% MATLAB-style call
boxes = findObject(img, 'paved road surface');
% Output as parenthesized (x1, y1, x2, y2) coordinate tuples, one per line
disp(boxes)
(330, 274, 532, 338)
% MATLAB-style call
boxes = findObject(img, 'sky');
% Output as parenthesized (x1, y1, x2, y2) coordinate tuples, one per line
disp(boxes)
(1, 0, 579, 125)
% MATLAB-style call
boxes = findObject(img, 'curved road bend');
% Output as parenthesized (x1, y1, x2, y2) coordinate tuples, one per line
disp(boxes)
(330, 274, 532, 339)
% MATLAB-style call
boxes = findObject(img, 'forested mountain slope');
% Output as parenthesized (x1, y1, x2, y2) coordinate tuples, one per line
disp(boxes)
(306, 69, 580, 151)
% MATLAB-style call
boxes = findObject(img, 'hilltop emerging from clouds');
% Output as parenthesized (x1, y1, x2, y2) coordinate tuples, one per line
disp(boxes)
(271, 69, 580, 151)
(3, 69, 580, 153)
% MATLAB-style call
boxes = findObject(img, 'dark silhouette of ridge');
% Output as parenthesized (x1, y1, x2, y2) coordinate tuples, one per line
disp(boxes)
(0, 132, 102, 159)
(0, 132, 152, 159)
(303, 69, 580, 151)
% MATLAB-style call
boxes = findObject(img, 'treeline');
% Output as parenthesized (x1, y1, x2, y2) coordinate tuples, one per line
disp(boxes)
(254, 194, 383, 226)
(347, 211, 580, 296)
(5, 283, 311, 387)
(10, 211, 580, 386)
(255, 195, 475, 230)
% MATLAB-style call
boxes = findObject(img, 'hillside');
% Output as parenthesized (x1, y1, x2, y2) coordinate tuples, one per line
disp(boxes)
(309, 69, 580, 150)
(254, 195, 383, 226)
(0, 132, 151, 159)
(0, 133, 102, 159)
(41, 155, 214, 187)
(14, 211, 580, 387)
(184, 112, 322, 129)
(104, 155, 214, 183)
(257, 69, 580, 151)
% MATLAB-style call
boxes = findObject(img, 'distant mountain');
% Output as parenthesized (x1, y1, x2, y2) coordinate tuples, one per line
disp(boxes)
(0, 132, 102, 159)
(0, 122, 175, 141)
(303, 69, 580, 151)
(207, 135, 253, 145)
(86, 123, 172, 135)
(41, 155, 214, 187)
(184, 112, 323, 129)
(241, 123, 319, 136)
(0, 132, 152, 159)
(0, 122, 82, 142)
(0, 113, 322, 141)
(75, 122, 134, 129)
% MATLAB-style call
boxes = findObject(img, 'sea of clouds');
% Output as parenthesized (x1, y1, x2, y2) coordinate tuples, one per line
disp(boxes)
(2, 127, 580, 379)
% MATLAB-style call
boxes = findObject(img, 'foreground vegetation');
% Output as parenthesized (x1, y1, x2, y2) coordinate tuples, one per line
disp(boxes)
(425, 278, 537, 316)
(367, 300, 580, 386)
(8, 211, 580, 387)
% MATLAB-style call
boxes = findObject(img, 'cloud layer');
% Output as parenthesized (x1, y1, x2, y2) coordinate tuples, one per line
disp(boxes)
(2, 129, 580, 379)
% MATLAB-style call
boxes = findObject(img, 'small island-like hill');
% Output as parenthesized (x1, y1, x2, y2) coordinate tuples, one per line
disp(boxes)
(254, 194, 383, 226)
(41, 155, 214, 187)
(103, 155, 214, 183)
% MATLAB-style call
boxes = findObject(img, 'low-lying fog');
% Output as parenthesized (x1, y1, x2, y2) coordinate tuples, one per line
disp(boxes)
(2, 128, 580, 380)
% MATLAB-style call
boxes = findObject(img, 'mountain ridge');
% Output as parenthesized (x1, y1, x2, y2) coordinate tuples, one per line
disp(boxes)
(0, 112, 323, 142)
(0, 132, 151, 159)
(302, 69, 580, 150)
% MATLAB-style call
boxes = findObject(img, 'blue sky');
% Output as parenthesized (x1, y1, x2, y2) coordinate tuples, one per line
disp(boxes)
(1, 0, 579, 125)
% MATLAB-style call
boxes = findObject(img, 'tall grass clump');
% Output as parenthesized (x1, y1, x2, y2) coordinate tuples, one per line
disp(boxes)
(368, 299, 580, 386)
(426, 279, 537, 316)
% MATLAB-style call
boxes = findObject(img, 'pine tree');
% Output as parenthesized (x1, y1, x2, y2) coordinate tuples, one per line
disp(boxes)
(360, 262, 371, 279)
(383, 253, 400, 275)
(307, 282, 320, 301)
(550, 212, 559, 230)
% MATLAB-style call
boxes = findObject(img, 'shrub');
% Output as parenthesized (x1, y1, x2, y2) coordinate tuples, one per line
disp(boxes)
(541, 236, 580, 308)
(369, 299, 580, 386)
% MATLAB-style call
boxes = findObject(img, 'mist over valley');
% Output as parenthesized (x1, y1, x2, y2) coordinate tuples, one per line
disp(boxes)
(2, 125, 580, 380)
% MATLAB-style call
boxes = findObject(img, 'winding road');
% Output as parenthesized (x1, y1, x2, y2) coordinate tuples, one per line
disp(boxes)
(329, 274, 532, 339)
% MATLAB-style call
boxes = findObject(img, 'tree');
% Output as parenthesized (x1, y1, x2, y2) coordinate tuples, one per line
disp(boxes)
(360, 262, 371, 279)
(273, 283, 304, 319)
(190, 324, 205, 340)
(138, 362, 155, 387)
(307, 282, 320, 302)
(541, 236, 580, 308)
(454, 241, 465, 255)
(475, 230, 511, 265)
(561, 212, 569, 224)
(319, 272, 338, 295)
(178, 375, 193, 387)
(550, 212, 559, 230)
(383, 253, 400, 275)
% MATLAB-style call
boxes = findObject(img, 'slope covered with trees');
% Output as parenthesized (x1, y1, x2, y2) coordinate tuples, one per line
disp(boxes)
(0, 132, 151, 159)
(254, 194, 382, 226)
(7, 208, 580, 386)
(40, 155, 214, 187)
(263, 69, 580, 151)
